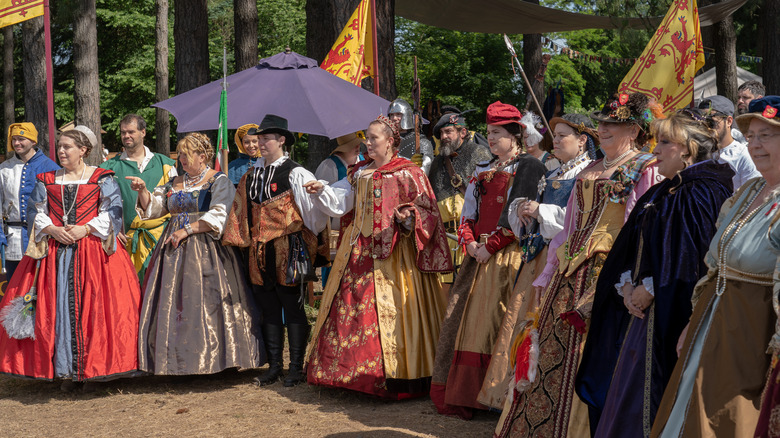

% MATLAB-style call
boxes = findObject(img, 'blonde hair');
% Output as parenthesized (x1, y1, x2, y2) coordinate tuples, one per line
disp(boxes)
(177, 132, 215, 164)
(650, 111, 718, 164)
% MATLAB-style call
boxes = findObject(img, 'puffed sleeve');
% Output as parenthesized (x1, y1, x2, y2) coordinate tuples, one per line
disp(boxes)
(314, 158, 340, 185)
(136, 185, 170, 221)
(532, 187, 576, 290)
(31, 181, 53, 242)
(313, 174, 355, 218)
(290, 166, 329, 234)
(506, 197, 524, 237)
(537, 203, 566, 240)
(85, 175, 123, 240)
(197, 174, 235, 238)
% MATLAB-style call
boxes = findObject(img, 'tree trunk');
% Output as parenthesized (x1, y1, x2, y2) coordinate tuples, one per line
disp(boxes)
(763, 0, 780, 94)
(305, 0, 396, 171)
(713, 15, 738, 101)
(155, 0, 171, 155)
(22, 17, 50, 155)
(234, 0, 258, 71)
(3, 26, 14, 154)
(523, 0, 543, 110)
(174, 0, 209, 94)
(73, 0, 103, 165)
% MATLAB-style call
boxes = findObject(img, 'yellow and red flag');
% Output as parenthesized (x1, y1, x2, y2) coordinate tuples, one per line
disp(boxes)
(0, 0, 44, 29)
(320, 0, 375, 86)
(619, 0, 705, 113)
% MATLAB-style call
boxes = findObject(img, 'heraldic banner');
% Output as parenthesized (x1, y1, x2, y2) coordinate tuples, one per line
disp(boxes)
(320, 0, 376, 86)
(619, 0, 705, 113)
(0, 0, 44, 29)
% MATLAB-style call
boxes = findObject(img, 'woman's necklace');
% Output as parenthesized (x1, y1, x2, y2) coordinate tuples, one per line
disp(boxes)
(551, 153, 589, 179)
(715, 180, 769, 296)
(183, 166, 210, 190)
(59, 164, 88, 226)
(603, 147, 634, 169)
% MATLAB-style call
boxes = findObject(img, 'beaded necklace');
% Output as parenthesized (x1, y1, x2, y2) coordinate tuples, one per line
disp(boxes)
(715, 180, 771, 296)
(176, 166, 209, 229)
(59, 164, 88, 226)
(549, 153, 589, 180)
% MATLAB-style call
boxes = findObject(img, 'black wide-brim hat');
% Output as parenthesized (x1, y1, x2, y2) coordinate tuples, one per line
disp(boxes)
(248, 114, 295, 146)
(590, 92, 653, 129)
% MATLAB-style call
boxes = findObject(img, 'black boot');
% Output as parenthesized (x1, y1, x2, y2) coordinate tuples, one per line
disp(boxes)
(254, 324, 284, 386)
(283, 323, 310, 387)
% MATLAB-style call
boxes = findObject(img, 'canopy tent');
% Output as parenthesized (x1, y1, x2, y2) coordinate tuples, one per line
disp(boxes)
(395, 0, 749, 34)
(693, 66, 762, 99)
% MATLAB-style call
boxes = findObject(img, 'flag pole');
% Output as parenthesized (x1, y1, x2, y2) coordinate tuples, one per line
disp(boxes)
(43, 0, 56, 159)
(221, 46, 229, 177)
(370, 0, 380, 96)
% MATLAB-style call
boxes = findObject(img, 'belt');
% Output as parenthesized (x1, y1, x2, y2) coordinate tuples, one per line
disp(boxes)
(5, 221, 27, 227)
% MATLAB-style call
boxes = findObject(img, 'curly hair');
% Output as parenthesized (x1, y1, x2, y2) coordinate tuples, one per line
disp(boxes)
(59, 130, 94, 156)
(650, 109, 718, 165)
(177, 132, 215, 165)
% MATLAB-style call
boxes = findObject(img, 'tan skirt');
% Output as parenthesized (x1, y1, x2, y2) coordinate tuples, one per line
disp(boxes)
(651, 277, 775, 438)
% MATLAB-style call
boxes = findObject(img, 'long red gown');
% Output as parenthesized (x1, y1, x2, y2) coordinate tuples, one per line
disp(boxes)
(0, 168, 141, 381)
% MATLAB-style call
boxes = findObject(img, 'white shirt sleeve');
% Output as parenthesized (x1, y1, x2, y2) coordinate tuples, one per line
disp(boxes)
(290, 167, 329, 234)
(198, 174, 235, 237)
(33, 194, 53, 242)
(84, 178, 116, 239)
(137, 185, 170, 220)
(506, 197, 524, 237)
(168, 166, 178, 178)
(313, 176, 355, 218)
(460, 169, 480, 224)
(315, 158, 340, 184)
(537, 203, 566, 240)
(615, 272, 655, 297)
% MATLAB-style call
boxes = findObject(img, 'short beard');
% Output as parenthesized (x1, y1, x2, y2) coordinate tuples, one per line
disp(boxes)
(440, 138, 462, 157)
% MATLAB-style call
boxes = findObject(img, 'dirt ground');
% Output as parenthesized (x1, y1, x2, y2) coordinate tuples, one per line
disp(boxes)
(0, 369, 498, 437)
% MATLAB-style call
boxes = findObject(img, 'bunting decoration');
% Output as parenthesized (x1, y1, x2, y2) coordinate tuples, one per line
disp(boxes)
(0, 0, 43, 29)
(320, 0, 376, 86)
(619, 0, 706, 113)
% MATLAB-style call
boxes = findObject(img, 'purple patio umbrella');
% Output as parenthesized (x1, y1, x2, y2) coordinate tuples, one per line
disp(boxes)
(153, 51, 391, 139)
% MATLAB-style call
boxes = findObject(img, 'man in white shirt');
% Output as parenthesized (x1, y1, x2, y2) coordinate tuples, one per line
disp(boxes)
(699, 95, 760, 190)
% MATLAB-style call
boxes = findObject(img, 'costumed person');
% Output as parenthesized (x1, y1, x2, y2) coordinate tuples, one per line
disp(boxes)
(0, 127, 141, 391)
(304, 116, 453, 399)
(756, 97, 780, 438)
(224, 115, 329, 387)
(698, 95, 760, 191)
(495, 92, 661, 438)
(388, 98, 434, 174)
(430, 101, 546, 419)
(100, 114, 177, 283)
(650, 97, 780, 438)
(575, 109, 733, 437)
(477, 113, 598, 410)
(0, 123, 59, 279)
(522, 111, 560, 172)
(314, 132, 364, 289)
(428, 111, 493, 285)
(131, 132, 265, 375)
(227, 123, 261, 186)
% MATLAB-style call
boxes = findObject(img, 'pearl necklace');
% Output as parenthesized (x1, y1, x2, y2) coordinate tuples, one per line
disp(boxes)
(715, 180, 767, 296)
(603, 147, 634, 169)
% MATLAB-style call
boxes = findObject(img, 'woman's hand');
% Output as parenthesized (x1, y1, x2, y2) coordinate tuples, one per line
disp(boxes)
(165, 228, 189, 249)
(517, 200, 540, 228)
(65, 224, 92, 242)
(677, 323, 690, 357)
(303, 180, 324, 194)
(466, 241, 480, 258)
(622, 283, 644, 319)
(631, 284, 654, 316)
(126, 176, 151, 211)
(474, 244, 492, 264)
(125, 176, 146, 192)
(43, 225, 76, 245)
(394, 206, 413, 222)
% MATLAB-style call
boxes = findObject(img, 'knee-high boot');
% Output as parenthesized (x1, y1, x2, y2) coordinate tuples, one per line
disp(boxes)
(283, 323, 310, 387)
(254, 324, 284, 386)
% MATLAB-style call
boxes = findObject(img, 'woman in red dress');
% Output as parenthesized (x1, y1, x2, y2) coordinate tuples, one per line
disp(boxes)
(0, 127, 141, 390)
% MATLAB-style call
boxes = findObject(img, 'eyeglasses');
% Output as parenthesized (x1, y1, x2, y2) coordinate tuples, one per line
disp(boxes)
(745, 132, 780, 144)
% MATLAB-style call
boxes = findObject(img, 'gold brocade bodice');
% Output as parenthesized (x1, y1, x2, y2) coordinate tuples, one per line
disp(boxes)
(556, 179, 626, 277)
(351, 169, 376, 238)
